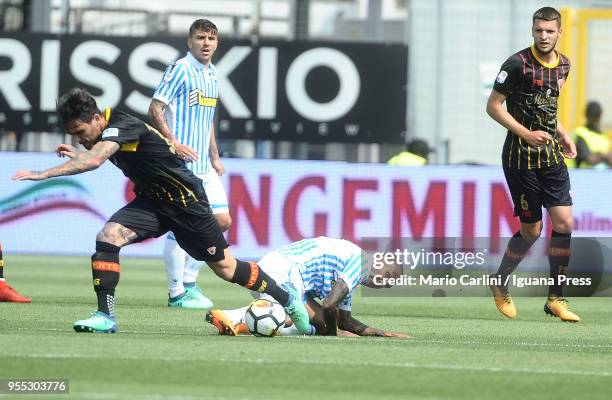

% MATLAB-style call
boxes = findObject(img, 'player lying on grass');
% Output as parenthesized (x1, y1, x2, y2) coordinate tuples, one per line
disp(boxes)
(206, 236, 411, 338)
(11, 88, 312, 334)
(0, 242, 31, 303)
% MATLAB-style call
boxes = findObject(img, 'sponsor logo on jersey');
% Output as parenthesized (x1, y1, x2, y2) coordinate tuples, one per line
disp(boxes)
(102, 128, 119, 138)
(189, 89, 217, 108)
(496, 70, 508, 84)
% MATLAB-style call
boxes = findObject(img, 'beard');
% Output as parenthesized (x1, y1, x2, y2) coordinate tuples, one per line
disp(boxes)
(535, 39, 557, 55)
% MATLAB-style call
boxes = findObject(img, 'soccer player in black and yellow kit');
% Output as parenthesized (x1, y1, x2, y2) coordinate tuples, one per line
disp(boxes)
(486, 7, 579, 322)
(12, 88, 313, 334)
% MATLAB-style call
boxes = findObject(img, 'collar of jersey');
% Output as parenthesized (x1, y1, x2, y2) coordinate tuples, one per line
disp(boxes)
(530, 45, 559, 69)
(186, 51, 207, 70)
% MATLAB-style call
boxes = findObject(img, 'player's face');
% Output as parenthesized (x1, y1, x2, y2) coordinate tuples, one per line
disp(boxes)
(362, 263, 403, 289)
(532, 19, 561, 55)
(188, 28, 218, 65)
(64, 114, 104, 150)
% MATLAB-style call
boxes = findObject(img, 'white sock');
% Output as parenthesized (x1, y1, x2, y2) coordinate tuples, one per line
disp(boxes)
(224, 306, 249, 325)
(183, 255, 203, 285)
(278, 324, 301, 336)
(164, 235, 187, 298)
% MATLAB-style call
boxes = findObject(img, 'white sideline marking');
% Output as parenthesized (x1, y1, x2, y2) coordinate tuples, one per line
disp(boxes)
(19, 328, 612, 349)
(69, 393, 248, 400)
(7, 352, 612, 378)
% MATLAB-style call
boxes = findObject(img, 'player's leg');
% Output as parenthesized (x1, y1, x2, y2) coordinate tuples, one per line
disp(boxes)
(74, 198, 160, 333)
(0, 243, 31, 303)
(490, 168, 542, 318)
(182, 172, 231, 306)
(542, 163, 579, 321)
(173, 202, 314, 334)
(163, 232, 189, 301)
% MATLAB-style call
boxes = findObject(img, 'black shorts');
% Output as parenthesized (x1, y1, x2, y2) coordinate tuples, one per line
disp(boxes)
(503, 161, 572, 223)
(108, 197, 227, 261)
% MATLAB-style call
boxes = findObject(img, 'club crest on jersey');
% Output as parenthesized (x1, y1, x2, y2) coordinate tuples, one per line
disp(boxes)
(102, 128, 119, 138)
(207, 246, 216, 255)
(496, 70, 508, 84)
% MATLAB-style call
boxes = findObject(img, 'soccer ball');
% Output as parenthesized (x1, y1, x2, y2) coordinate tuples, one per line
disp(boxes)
(244, 299, 286, 337)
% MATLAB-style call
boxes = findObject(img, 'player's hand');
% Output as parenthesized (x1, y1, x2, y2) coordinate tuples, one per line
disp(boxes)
(523, 130, 553, 147)
(559, 134, 577, 159)
(173, 141, 199, 162)
(56, 144, 78, 159)
(337, 329, 359, 338)
(382, 331, 413, 339)
(12, 170, 46, 181)
(211, 158, 225, 176)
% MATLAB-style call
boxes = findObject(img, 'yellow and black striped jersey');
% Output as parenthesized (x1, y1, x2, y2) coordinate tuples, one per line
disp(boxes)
(493, 46, 570, 170)
(100, 109, 205, 207)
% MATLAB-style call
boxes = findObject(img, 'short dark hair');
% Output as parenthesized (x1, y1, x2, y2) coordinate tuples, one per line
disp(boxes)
(57, 87, 100, 125)
(189, 19, 218, 37)
(586, 101, 603, 118)
(533, 7, 561, 27)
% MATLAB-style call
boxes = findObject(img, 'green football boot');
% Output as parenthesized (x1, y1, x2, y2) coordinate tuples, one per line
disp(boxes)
(168, 290, 211, 309)
(184, 285, 214, 309)
(73, 311, 118, 333)
(281, 283, 315, 335)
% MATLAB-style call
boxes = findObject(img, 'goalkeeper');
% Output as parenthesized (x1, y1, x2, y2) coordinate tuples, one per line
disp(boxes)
(206, 236, 411, 338)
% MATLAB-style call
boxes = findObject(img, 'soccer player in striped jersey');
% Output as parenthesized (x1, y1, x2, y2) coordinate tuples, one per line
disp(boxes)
(148, 19, 230, 309)
(486, 7, 579, 322)
(0, 243, 31, 303)
(206, 237, 411, 338)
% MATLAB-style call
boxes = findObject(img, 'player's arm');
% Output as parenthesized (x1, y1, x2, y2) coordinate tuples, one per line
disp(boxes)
(148, 98, 198, 162)
(555, 120, 577, 159)
(337, 309, 411, 339)
(486, 89, 552, 147)
(12, 141, 119, 181)
(209, 123, 224, 176)
(321, 279, 349, 336)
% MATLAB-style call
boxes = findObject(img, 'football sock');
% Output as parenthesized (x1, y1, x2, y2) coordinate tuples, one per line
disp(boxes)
(548, 230, 571, 298)
(0, 243, 4, 280)
(278, 324, 301, 336)
(92, 241, 121, 318)
(164, 234, 187, 298)
(183, 256, 203, 286)
(230, 260, 290, 306)
(494, 231, 536, 286)
(224, 306, 249, 325)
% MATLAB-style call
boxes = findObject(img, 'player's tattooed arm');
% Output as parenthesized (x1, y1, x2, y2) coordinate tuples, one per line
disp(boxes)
(148, 99, 198, 161)
(322, 279, 349, 335)
(12, 141, 119, 181)
(96, 222, 139, 247)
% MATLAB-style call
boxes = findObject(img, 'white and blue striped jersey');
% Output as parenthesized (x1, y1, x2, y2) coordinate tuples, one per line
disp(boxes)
(153, 52, 218, 175)
(277, 237, 364, 311)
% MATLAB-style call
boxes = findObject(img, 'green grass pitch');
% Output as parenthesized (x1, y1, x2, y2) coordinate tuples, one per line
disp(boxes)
(1, 254, 611, 400)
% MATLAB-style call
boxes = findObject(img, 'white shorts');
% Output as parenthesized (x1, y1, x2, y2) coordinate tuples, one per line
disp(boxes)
(197, 169, 229, 215)
(251, 251, 306, 303)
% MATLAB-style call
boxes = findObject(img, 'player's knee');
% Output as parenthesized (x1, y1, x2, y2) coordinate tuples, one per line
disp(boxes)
(521, 223, 542, 240)
(216, 214, 232, 232)
(552, 218, 573, 234)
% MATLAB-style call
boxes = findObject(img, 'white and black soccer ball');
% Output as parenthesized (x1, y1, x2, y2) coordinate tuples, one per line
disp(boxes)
(244, 299, 286, 337)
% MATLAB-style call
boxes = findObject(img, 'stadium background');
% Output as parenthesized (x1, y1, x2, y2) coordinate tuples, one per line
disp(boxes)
(1, 0, 611, 258)
(1, 2, 612, 400)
